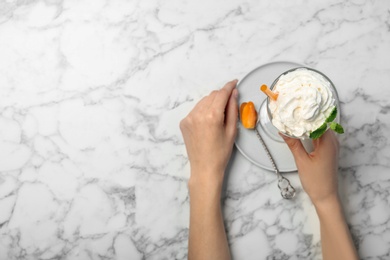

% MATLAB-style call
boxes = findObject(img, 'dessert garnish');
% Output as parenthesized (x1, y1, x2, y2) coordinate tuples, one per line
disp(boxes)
(309, 107, 344, 139)
(260, 84, 278, 101)
(240, 101, 257, 129)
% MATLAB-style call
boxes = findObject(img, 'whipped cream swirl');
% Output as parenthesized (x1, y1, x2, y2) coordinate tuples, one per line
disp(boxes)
(269, 68, 335, 139)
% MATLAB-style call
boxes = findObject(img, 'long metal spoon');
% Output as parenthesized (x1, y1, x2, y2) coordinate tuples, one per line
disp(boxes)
(254, 124, 296, 199)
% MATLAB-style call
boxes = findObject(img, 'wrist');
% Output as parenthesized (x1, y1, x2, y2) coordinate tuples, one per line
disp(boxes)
(189, 166, 224, 187)
(188, 169, 224, 201)
(313, 194, 342, 216)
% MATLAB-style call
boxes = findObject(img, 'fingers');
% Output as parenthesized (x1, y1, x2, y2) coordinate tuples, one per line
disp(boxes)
(211, 80, 238, 111)
(312, 129, 330, 150)
(225, 88, 238, 138)
(186, 80, 238, 127)
(321, 129, 340, 152)
(280, 134, 309, 162)
(192, 90, 218, 114)
(192, 79, 237, 114)
(322, 129, 338, 143)
(313, 129, 339, 151)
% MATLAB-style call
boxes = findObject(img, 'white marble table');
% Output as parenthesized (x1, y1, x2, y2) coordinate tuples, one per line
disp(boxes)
(0, 0, 389, 259)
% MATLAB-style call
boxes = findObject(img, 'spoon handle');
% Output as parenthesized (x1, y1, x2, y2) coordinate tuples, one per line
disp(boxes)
(254, 127, 280, 175)
(254, 127, 296, 199)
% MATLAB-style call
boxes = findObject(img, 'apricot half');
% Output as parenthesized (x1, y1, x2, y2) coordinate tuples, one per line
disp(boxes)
(240, 101, 257, 129)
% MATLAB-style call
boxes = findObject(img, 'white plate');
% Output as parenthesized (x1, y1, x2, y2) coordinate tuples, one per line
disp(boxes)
(235, 61, 304, 172)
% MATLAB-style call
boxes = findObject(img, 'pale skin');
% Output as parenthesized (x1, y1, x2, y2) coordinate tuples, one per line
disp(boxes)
(180, 80, 358, 260)
(281, 132, 358, 260)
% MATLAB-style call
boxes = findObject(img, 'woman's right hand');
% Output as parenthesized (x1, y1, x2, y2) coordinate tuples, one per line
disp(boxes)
(281, 130, 340, 206)
(283, 130, 359, 259)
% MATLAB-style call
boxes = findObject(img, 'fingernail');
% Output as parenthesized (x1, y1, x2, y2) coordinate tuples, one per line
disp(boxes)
(279, 132, 287, 140)
(233, 88, 238, 98)
(231, 79, 238, 84)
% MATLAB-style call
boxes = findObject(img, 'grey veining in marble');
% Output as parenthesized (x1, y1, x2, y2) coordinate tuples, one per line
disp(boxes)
(0, 0, 389, 259)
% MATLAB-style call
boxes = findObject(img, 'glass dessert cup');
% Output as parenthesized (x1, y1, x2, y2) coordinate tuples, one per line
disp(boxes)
(258, 67, 340, 142)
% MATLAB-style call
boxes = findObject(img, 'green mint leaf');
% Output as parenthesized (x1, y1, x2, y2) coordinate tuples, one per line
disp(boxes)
(330, 122, 344, 134)
(310, 123, 327, 139)
(326, 106, 337, 123)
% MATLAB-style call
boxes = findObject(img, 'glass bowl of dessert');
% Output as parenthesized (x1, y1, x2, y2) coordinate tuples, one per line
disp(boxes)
(259, 67, 342, 141)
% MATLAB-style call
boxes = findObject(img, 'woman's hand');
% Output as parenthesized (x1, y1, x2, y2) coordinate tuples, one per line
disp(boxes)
(281, 130, 340, 206)
(181, 80, 238, 260)
(180, 80, 238, 187)
(282, 130, 358, 260)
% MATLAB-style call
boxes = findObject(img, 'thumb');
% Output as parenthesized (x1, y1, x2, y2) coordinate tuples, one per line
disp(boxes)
(280, 134, 309, 163)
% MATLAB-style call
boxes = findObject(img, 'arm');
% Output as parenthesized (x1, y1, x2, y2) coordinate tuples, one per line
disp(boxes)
(315, 195, 357, 260)
(187, 173, 230, 260)
(180, 80, 238, 260)
(282, 131, 358, 260)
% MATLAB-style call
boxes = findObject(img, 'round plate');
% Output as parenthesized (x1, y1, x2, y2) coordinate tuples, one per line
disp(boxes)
(235, 61, 305, 172)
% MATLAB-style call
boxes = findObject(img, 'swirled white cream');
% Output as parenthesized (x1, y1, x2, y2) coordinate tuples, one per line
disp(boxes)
(269, 68, 335, 139)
